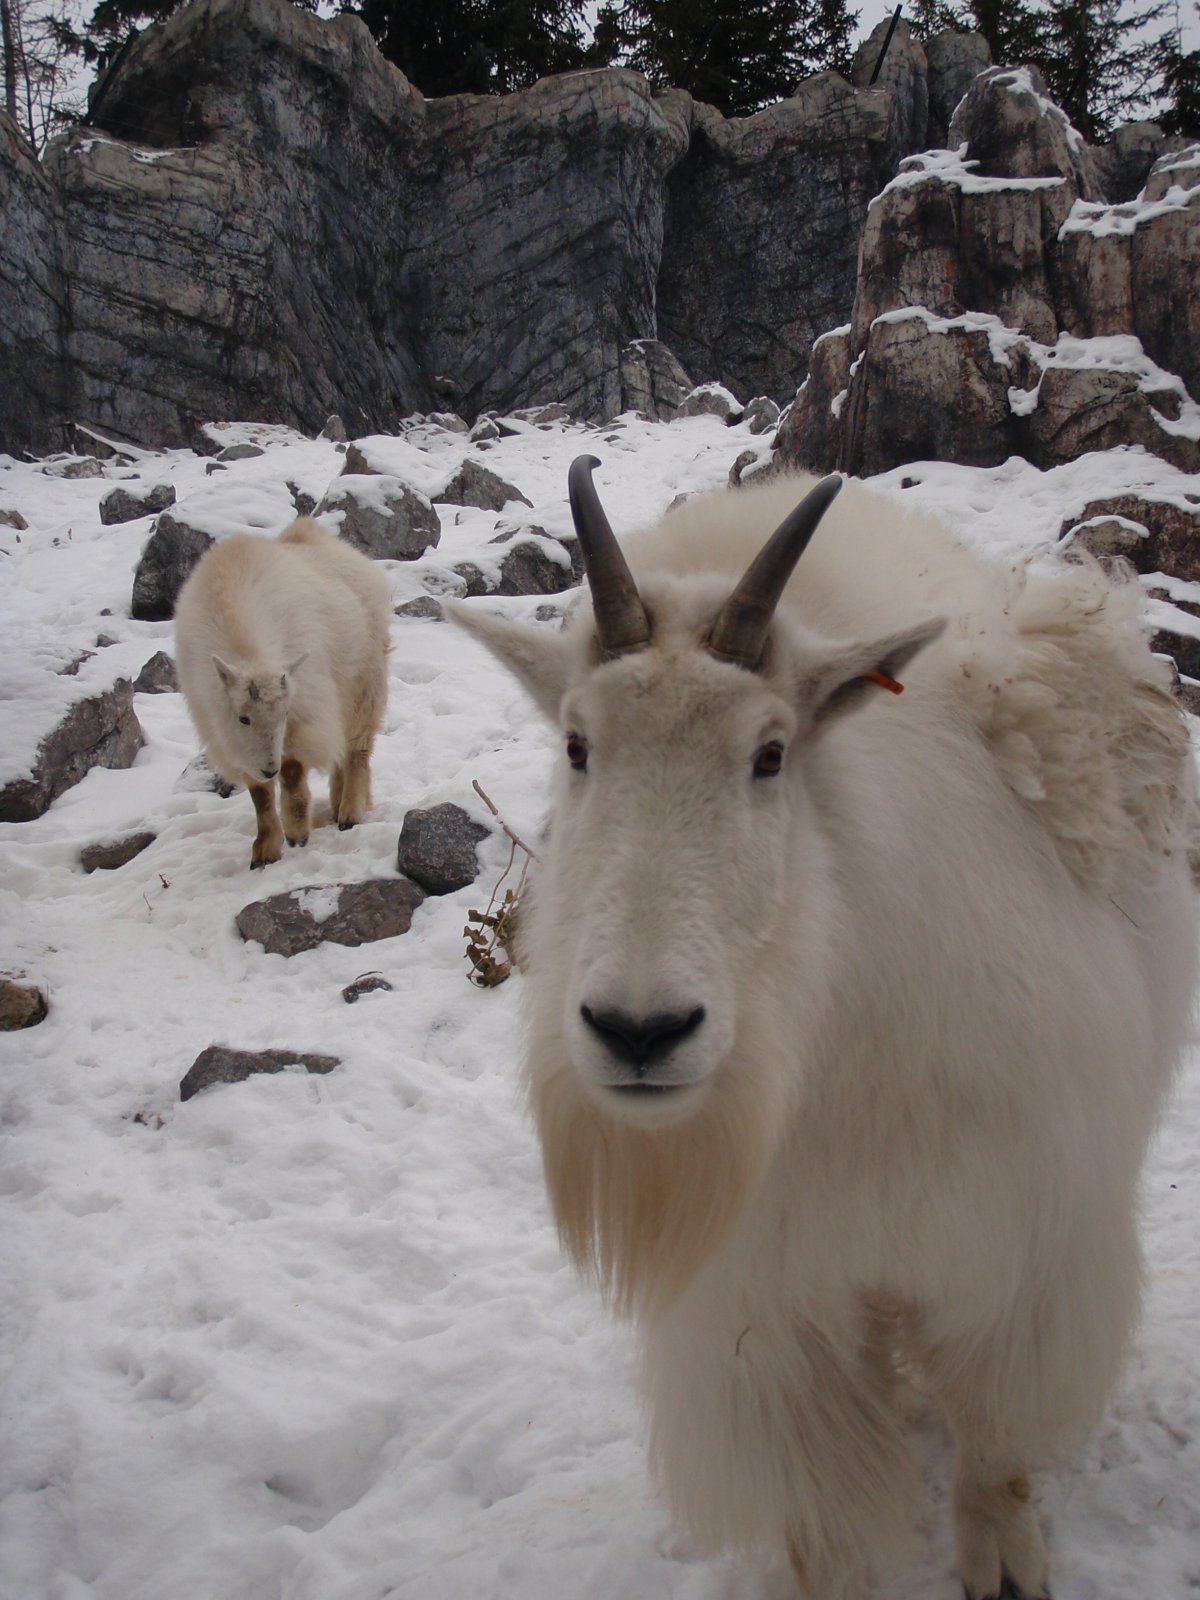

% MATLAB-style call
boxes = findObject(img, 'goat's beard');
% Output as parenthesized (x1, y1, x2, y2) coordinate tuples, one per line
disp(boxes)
(529, 1043, 777, 1319)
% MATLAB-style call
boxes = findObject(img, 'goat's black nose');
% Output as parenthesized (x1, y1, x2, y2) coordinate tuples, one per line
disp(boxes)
(580, 1004, 705, 1074)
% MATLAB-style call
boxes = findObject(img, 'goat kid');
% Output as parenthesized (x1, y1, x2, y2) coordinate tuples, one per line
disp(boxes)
(174, 518, 391, 867)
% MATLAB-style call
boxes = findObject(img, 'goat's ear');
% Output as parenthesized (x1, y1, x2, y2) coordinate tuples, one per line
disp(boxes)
(803, 617, 947, 726)
(212, 654, 239, 692)
(283, 652, 308, 683)
(445, 601, 572, 722)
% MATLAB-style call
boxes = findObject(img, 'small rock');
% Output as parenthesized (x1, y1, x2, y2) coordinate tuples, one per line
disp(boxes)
(341, 443, 378, 476)
(394, 596, 445, 620)
(99, 484, 177, 525)
(80, 831, 157, 872)
(96, 634, 119, 649)
(204, 462, 228, 475)
(134, 651, 178, 693)
(131, 512, 215, 621)
(451, 563, 491, 597)
(215, 443, 265, 462)
(176, 753, 239, 797)
(397, 803, 491, 895)
(0, 979, 48, 1030)
(236, 877, 428, 956)
(57, 650, 95, 677)
(44, 456, 104, 479)
(427, 412, 469, 434)
(618, 339, 694, 421)
(1061, 515, 1149, 563)
(0, 508, 29, 530)
(469, 416, 501, 443)
(180, 1044, 340, 1101)
(676, 383, 744, 423)
(287, 481, 317, 517)
(743, 396, 781, 436)
(320, 414, 348, 442)
(496, 537, 580, 596)
(435, 459, 533, 513)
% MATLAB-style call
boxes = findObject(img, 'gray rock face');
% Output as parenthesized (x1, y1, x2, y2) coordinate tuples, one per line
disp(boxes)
(0, 117, 66, 457)
(925, 29, 991, 146)
(236, 876, 428, 955)
(658, 73, 901, 404)
(180, 1044, 339, 1100)
(131, 511, 215, 620)
(0, 0, 953, 455)
(397, 802, 491, 894)
(0, 679, 144, 821)
(100, 482, 177, 525)
(316, 475, 441, 560)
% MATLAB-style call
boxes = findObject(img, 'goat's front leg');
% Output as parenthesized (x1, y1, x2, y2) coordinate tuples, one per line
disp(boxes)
(249, 781, 283, 868)
(280, 757, 311, 848)
(952, 1437, 1049, 1600)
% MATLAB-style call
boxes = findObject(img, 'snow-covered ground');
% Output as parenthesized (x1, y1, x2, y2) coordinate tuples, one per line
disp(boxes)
(1, 413, 1197, 1600)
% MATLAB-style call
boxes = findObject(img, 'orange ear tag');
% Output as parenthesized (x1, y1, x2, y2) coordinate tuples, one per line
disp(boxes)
(866, 670, 904, 695)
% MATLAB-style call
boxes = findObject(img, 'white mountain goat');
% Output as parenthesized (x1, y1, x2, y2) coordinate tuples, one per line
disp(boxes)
(450, 458, 1197, 1600)
(175, 518, 391, 868)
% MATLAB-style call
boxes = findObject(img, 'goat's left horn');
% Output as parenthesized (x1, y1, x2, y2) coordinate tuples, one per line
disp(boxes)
(707, 474, 843, 668)
(568, 455, 651, 657)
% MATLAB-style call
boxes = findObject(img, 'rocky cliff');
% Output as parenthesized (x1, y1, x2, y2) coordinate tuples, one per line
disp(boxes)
(3, 0, 959, 454)
(777, 66, 1200, 478)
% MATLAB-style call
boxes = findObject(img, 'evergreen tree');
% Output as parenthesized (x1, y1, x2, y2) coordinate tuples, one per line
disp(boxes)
(2, 0, 87, 150)
(1153, 4, 1200, 132)
(1038, 0, 1169, 139)
(351, 0, 588, 97)
(593, 0, 860, 117)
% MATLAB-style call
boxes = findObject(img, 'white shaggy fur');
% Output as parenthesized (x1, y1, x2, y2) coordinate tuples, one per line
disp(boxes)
(174, 519, 391, 867)
(451, 472, 1197, 1600)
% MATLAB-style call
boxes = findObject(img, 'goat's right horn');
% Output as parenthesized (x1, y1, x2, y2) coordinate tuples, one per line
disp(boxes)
(568, 455, 651, 658)
(707, 474, 843, 669)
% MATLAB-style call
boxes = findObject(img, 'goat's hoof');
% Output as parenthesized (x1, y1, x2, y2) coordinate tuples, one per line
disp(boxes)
(286, 835, 309, 849)
(337, 819, 354, 832)
(963, 1583, 1051, 1599)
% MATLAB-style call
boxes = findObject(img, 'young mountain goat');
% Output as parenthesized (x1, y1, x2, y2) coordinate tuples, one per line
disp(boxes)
(175, 518, 391, 868)
(451, 459, 1197, 1600)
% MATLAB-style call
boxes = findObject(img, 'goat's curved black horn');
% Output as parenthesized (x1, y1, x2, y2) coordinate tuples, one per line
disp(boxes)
(707, 474, 843, 668)
(568, 454, 651, 657)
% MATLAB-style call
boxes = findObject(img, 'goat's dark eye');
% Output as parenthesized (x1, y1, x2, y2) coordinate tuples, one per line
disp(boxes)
(239, 715, 252, 726)
(566, 733, 589, 771)
(753, 741, 784, 778)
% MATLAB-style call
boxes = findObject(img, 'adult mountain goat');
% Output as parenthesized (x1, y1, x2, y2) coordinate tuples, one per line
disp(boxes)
(451, 458, 1197, 1600)
(175, 518, 391, 868)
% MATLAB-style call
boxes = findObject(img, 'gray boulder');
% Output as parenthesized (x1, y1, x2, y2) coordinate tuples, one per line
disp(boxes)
(435, 459, 532, 513)
(0, 679, 144, 822)
(99, 483, 176, 525)
(133, 650, 178, 693)
(617, 339, 694, 420)
(131, 511, 214, 620)
(80, 831, 157, 872)
(236, 877, 428, 956)
(316, 475, 441, 560)
(0, 979, 48, 1030)
(397, 802, 491, 894)
(180, 1044, 340, 1100)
